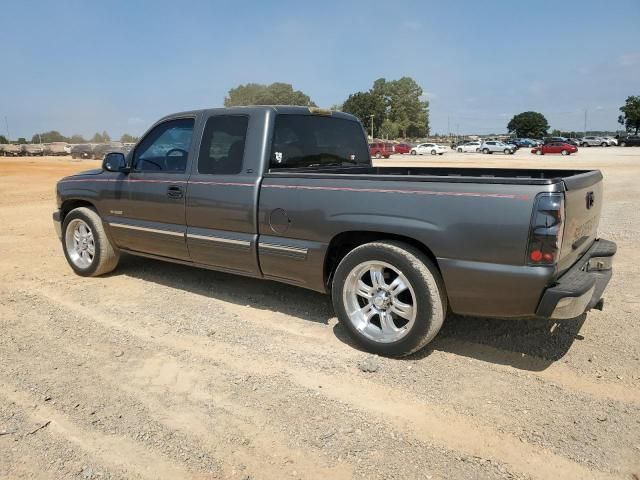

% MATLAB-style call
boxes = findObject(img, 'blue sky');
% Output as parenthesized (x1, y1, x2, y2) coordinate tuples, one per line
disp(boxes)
(1, 0, 638, 139)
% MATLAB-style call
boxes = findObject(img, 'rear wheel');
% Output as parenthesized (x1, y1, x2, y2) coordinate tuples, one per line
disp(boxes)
(457, 148, 462, 152)
(582, 143, 589, 147)
(332, 241, 446, 357)
(430, 149, 436, 155)
(410, 150, 417, 155)
(620, 141, 627, 147)
(482, 148, 489, 154)
(375, 152, 382, 159)
(561, 149, 569, 155)
(62, 207, 119, 277)
(536, 150, 543, 155)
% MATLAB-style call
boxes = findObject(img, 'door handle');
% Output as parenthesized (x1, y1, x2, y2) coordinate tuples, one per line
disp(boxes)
(167, 185, 184, 199)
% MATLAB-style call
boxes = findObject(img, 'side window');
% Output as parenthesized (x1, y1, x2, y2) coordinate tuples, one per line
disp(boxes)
(198, 115, 248, 175)
(133, 118, 194, 173)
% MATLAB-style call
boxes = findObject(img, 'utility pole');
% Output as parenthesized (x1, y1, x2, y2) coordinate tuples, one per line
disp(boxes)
(447, 116, 450, 140)
(584, 109, 588, 137)
(370, 114, 375, 140)
(4, 116, 10, 141)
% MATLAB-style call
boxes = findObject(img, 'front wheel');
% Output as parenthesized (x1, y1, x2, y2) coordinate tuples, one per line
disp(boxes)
(504, 149, 510, 155)
(620, 141, 627, 147)
(430, 149, 436, 155)
(601, 142, 607, 147)
(561, 149, 569, 155)
(375, 152, 382, 159)
(457, 148, 462, 153)
(536, 150, 543, 155)
(62, 207, 119, 277)
(331, 241, 446, 357)
(482, 148, 489, 154)
(410, 150, 417, 155)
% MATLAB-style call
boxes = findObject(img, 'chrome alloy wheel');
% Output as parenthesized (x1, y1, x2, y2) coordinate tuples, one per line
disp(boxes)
(343, 261, 417, 343)
(65, 219, 95, 268)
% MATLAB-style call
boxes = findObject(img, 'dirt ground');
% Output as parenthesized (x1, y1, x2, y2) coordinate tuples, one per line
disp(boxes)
(0, 148, 639, 480)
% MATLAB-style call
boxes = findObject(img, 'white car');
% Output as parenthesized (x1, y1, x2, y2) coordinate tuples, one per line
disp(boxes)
(481, 141, 515, 155)
(601, 136, 618, 146)
(456, 141, 481, 153)
(410, 143, 448, 156)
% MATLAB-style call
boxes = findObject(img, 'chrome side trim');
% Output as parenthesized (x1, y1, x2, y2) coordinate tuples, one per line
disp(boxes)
(109, 222, 184, 237)
(259, 243, 308, 260)
(186, 233, 251, 247)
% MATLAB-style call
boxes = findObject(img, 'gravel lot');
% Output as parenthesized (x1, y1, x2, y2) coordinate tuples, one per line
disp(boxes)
(1, 147, 639, 480)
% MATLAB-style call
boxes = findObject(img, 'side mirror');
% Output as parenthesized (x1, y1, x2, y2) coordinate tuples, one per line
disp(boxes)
(102, 152, 128, 172)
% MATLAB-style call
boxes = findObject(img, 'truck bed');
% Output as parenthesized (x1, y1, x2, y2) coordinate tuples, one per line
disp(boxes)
(267, 166, 602, 189)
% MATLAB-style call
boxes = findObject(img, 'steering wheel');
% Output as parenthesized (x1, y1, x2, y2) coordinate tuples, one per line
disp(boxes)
(165, 148, 188, 171)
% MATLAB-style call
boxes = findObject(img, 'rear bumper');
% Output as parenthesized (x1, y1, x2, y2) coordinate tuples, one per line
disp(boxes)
(536, 239, 616, 319)
(53, 211, 62, 240)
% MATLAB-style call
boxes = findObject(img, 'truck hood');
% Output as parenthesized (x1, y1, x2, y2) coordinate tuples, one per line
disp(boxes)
(66, 168, 103, 178)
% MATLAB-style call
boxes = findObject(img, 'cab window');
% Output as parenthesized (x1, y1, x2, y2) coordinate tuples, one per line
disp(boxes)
(133, 118, 194, 173)
(197, 115, 248, 175)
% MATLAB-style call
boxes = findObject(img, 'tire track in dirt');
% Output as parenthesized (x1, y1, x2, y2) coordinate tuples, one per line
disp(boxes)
(28, 285, 628, 480)
(0, 384, 200, 480)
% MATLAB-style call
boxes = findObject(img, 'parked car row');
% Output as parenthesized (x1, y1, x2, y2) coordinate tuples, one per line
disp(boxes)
(0, 141, 136, 158)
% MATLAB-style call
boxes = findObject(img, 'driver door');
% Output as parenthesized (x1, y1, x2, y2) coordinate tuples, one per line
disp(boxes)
(106, 117, 196, 260)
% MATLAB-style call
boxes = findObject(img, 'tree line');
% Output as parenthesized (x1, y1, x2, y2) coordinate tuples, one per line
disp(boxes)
(0, 130, 139, 145)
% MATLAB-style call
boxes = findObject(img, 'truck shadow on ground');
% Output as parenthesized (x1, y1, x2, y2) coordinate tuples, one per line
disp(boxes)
(116, 254, 587, 372)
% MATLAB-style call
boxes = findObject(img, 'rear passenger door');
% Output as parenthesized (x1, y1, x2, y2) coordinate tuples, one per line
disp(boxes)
(185, 114, 261, 276)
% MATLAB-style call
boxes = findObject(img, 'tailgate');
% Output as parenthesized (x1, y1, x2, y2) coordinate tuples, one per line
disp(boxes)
(557, 171, 603, 275)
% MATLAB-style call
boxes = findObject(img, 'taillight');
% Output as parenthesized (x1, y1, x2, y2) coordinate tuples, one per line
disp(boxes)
(526, 193, 564, 266)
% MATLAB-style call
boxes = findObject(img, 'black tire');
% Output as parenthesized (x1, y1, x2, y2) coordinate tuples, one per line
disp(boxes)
(375, 152, 382, 159)
(582, 143, 589, 147)
(620, 141, 627, 147)
(482, 148, 489, 154)
(62, 207, 119, 277)
(430, 149, 436, 155)
(331, 241, 447, 357)
(457, 148, 462, 153)
(601, 142, 607, 147)
(561, 149, 569, 156)
(536, 150, 543, 155)
(504, 149, 510, 155)
(410, 150, 416, 155)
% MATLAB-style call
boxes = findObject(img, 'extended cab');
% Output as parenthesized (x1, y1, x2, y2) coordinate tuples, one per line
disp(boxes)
(53, 106, 616, 356)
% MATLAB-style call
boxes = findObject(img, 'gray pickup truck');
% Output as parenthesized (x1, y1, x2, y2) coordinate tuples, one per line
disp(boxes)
(53, 106, 616, 356)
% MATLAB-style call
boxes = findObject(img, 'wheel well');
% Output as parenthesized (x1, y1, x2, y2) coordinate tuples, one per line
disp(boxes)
(60, 199, 95, 222)
(324, 231, 440, 289)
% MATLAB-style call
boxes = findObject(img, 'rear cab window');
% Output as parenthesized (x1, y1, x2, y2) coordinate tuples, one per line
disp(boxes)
(270, 114, 370, 169)
(197, 115, 248, 175)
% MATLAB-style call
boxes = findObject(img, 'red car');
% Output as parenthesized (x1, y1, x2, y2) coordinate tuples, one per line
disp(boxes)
(394, 143, 412, 154)
(531, 142, 578, 156)
(369, 142, 393, 159)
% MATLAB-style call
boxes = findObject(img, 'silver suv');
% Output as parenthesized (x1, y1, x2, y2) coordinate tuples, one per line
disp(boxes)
(580, 136, 608, 147)
(481, 141, 515, 155)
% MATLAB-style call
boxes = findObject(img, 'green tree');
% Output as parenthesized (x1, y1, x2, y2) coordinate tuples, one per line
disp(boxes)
(378, 119, 399, 139)
(507, 111, 549, 138)
(16, 137, 27, 144)
(0, 135, 8, 144)
(224, 82, 316, 107)
(343, 77, 429, 139)
(341, 91, 386, 137)
(90, 131, 111, 143)
(31, 130, 67, 143)
(619, 96, 640, 134)
(68, 134, 86, 144)
(551, 129, 562, 137)
(120, 133, 139, 143)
